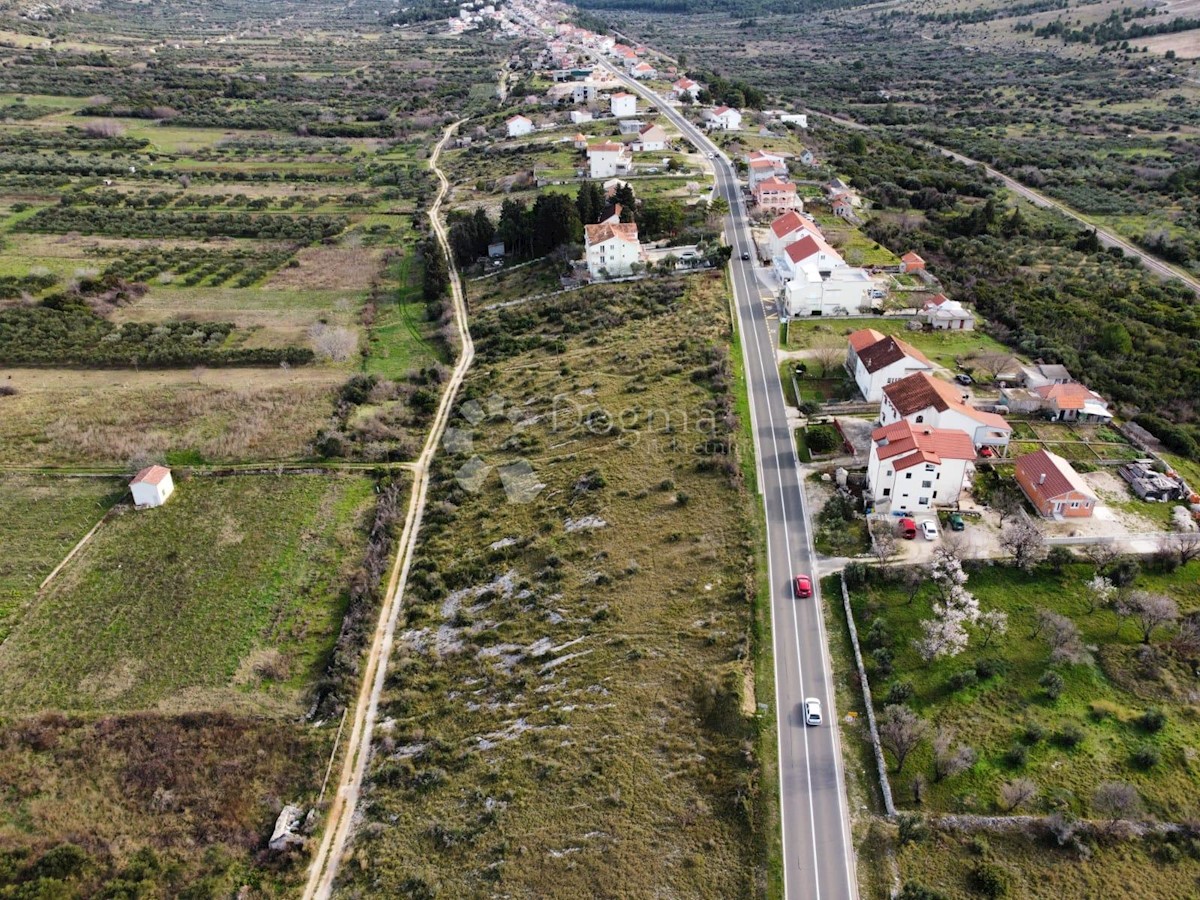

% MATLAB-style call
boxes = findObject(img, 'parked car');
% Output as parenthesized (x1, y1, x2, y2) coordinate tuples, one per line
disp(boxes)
(949, 513, 965, 532)
(793, 574, 812, 599)
(921, 520, 939, 541)
(804, 697, 822, 726)
(897, 517, 917, 540)
(955, 373, 973, 385)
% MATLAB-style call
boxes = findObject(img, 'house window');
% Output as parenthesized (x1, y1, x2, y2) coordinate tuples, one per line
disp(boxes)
(882, 488, 891, 497)
(925, 464, 935, 472)
(933, 491, 938, 499)
(915, 415, 924, 423)
(885, 470, 892, 477)
(918, 497, 929, 506)
(1070, 501, 1080, 509)
(905, 472, 912, 479)
(922, 481, 932, 489)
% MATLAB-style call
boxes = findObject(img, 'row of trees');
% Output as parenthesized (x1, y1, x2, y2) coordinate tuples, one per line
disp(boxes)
(20, 208, 347, 243)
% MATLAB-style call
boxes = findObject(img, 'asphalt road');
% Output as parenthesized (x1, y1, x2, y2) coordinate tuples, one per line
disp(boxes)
(597, 62, 858, 899)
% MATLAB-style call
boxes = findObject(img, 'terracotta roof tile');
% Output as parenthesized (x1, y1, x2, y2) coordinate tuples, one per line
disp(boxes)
(883, 373, 1011, 431)
(584, 222, 639, 245)
(848, 328, 886, 352)
(855, 334, 933, 374)
(871, 420, 976, 468)
(1016, 449, 1096, 500)
(131, 464, 171, 486)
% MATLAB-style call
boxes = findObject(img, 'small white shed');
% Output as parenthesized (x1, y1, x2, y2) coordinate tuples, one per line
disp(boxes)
(130, 465, 175, 508)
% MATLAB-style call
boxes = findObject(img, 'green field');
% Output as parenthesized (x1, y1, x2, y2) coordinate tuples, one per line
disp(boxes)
(784, 317, 1010, 371)
(0, 476, 125, 639)
(849, 560, 1200, 821)
(0, 474, 378, 713)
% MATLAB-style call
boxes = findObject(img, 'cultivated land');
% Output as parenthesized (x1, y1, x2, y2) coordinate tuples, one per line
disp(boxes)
(338, 274, 768, 897)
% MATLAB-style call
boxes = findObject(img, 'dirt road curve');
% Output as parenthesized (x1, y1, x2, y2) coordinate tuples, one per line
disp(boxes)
(302, 119, 475, 900)
(805, 109, 1200, 296)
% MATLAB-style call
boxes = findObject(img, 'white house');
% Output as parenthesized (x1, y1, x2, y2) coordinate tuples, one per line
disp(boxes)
(779, 233, 845, 282)
(673, 77, 701, 100)
(632, 122, 668, 152)
(506, 114, 534, 138)
(782, 266, 875, 318)
(845, 328, 935, 402)
(880, 372, 1012, 452)
(587, 140, 632, 179)
(610, 92, 637, 118)
(752, 177, 801, 213)
(705, 105, 742, 130)
(585, 221, 642, 279)
(866, 420, 976, 511)
(779, 112, 808, 128)
(919, 294, 974, 331)
(767, 210, 819, 262)
(630, 61, 656, 79)
(130, 465, 175, 508)
(572, 132, 589, 150)
(569, 109, 593, 124)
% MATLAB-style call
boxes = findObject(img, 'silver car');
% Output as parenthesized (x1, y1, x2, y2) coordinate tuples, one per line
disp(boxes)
(804, 698, 822, 727)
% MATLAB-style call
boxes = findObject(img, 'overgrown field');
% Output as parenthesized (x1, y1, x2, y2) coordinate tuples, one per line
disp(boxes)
(0, 474, 377, 713)
(340, 274, 768, 896)
(849, 560, 1200, 820)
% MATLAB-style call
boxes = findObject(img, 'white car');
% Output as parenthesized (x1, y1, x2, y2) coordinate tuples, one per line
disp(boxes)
(921, 520, 938, 541)
(804, 698, 822, 727)
(708, 152, 716, 159)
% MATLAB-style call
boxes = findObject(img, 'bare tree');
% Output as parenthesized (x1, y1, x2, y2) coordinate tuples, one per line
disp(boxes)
(809, 339, 845, 378)
(1001, 518, 1048, 571)
(83, 118, 124, 138)
(1118, 591, 1180, 644)
(932, 727, 976, 782)
(309, 323, 359, 362)
(975, 609, 1009, 650)
(970, 351, 1013, 383)
(1092, 782, 1142, 835)
(935, 531, 968, 564)
(902, 566, 924, 606)
(879, 704, 929, 775)
(872, 528, 898, 566)
(992, 484, 1025, 528)
(1164, 531, 1200, 567)
(1035, 608, 1089, 664)
(998, 777, 1038, 813)
(1082, 543, 1121, 577)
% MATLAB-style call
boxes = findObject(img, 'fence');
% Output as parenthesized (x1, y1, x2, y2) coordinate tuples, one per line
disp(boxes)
(839, 573, 895, 816)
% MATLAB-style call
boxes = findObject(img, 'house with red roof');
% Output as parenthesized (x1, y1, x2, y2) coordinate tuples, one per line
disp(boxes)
(845, 329, 934, 402)
(506, 114, 534, 138)
(900, 251, 926, 274)
(610, 92, 637, 118)
(130, 465, 175, 509)
(779, 233, 844, 281)
(584, 221, 642, 279)
(587, 140, 631, 179)
(880, 372, 1011, 451)
(704, 105, 742, 131)
(866, 421, 976, 510)
(767, 210, 818, 261)
(630, 61, 656, 79)
(752, 177, 800, 212)
(919, 294, 974, 331)
(1014, 449, 1098, 519)
(672, 77, 701, 100)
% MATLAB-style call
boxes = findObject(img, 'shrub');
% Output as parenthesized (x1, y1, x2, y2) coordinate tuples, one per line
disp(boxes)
(1053, 723, 1084, 748)
(885, 680, 913, 705)
(1023, 721, 1046, 744)
(1039, 670, 1064, 700)
(971, 861, 1010, 898)
(872, 648, 895, 678)
(1088, 700, 1121, 722)
(1005, 742, 1028, 767)
(1132, 743, 1161, 769)
(974, 657, 1003, 680)
(1138, 707, 1167, 733)
(948, 669, 978, 692)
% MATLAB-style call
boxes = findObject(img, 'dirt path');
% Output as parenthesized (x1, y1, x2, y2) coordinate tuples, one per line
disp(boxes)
(302, 119, 476, 899)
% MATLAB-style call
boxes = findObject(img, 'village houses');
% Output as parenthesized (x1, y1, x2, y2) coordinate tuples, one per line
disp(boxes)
(879, 372, 1012, 452)
(506, 114, 534, 137)
(673, 77, 701, 100)
(704, 106, 742, 130)
(130, 465, 175, 509)
(586, 140, 632, 179)
(631, 122, 668, 152)
(919, 294, 974, 331)
(753, 177, 801, 213)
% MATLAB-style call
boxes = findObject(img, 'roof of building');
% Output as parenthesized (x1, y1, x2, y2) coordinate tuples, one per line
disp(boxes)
(507, 114, 531, 123)
(871, 420, 977, 470)
(588, 140, 625, 153)
(755, 176, 795, 194)
(712, 105, 737, 116)
(901, 251, 925, 265)
(584, 221, 639, 245)
(848, 328, 886, 353)
(769, 210, 813, 239)
(638, 122, 667, 137)
(131, 464, 171, 486)
(633, 62, 653, 71)
(1026, 363, 1073, 383)
(1016, 449, 1097, 500)
(854, 334, 934, 374)
(598, 202, 622, 222)
(1034, 382, 1106, 410)
(748, 149, 785, 162)
(750, 158, 777, 170)
(611, 91, 633, 99)
(784, 233, 839, 265)
(674, 77, 696, 88)
(573, 132, 587, 142)
(883, 372, 1010, 431)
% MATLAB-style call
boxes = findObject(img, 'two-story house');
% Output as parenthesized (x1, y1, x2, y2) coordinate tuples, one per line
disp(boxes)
(610, 92, 637, 118)
(879, 372, 1011, 452)
(631, 123, 668, 152)
(866, 420, 977, 511)
(705, 106, 742, 130)
(846, 329, 934, 402)
(587, 140, 632, 179)
(767, 210, 818, 263)
(584, 221, 642, 279)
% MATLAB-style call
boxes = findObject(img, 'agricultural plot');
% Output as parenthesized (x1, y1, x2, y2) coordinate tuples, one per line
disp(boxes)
(783, 317, 1012, 372)
(342, 274, 767, 897)
(0, 474, 381, 714)
(849, 561, 1200, 821)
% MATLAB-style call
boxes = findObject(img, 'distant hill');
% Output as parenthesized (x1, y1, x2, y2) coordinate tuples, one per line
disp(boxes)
(573, 0, 873, 15)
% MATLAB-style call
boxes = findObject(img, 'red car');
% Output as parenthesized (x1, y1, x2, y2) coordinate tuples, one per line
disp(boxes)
(794, 575, 813, 599)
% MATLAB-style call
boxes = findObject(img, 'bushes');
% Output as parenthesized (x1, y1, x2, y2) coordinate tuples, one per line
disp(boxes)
(1132, 743, 1161, 769)
(19, 206, 347, 243)
(970, 861, 1010, 898)
(1138, 707, 1167, 733)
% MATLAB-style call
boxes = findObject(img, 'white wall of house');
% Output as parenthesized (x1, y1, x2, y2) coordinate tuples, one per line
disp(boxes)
(782, 268, 874, 317)
(131, 472, 174, 508)
(586, 237, 641, 278)
(854, 356, 934, 403)
(867, 449, 969, 510)
(507, 117, 533, 137)
(588, 149, 628, 178)
(611, 94, 637, 117)
(878, 399, 1011, 449)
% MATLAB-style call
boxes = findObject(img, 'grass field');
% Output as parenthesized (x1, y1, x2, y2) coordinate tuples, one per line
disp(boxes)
(0, 476, 125, 639)
(0, 367, 339, 466)
(849, 560, 1200, 821)
(0, 473, 378, 713)
(342, 273, 767, 897)
(365, 254, 444, 380)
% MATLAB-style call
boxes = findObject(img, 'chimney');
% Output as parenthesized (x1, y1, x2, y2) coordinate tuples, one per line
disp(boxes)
(1038, 473, 1046, 486)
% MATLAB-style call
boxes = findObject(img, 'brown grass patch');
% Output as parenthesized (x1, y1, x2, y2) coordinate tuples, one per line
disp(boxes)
(264, 246, 383, 291)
